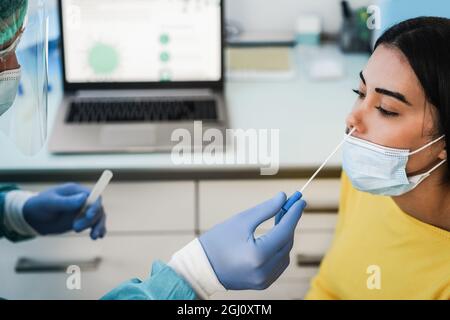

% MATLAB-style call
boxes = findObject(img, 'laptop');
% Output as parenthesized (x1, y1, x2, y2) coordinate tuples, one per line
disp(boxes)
(49, 0, 227, 153)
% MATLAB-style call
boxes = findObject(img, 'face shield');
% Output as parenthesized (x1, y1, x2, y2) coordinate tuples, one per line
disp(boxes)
(0, 0, 49, 156)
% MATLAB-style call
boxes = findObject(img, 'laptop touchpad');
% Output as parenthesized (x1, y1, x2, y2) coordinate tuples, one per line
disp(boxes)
(100, 126, 157, 146)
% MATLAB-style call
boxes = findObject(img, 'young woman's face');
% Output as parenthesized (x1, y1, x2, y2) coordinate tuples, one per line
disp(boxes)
(346, 45, 446, 175)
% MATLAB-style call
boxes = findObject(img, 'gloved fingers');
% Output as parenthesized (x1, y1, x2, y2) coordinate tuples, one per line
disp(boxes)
(256, 200, 305, 257)
(53, 183, 90, 196)
(242, 192, 287, 231)
(254, 243, 292, 290)
(84, 198, 104, 221)
(274, 210, 284, 226)
(50, 192, 88, 213)
(73, 199, 103, 232)
(90, 214, 106, 240)
(275, 192, 303, 226)
(265, 255, 290, 289)
(91, 208, 107, 239)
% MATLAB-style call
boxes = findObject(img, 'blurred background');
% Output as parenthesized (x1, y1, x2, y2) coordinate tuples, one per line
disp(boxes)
(0, 0, 448, 300)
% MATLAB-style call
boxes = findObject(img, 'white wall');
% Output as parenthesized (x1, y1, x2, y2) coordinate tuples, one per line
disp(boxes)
(225, 0, 374, 34)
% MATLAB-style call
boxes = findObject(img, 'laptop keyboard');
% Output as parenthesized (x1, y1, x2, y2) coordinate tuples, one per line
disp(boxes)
(66, 98, 218, 123)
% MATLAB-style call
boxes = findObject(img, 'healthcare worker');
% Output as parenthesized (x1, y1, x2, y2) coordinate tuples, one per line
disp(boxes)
(0, 0, 307, 300)
(0, 0, 108, 297)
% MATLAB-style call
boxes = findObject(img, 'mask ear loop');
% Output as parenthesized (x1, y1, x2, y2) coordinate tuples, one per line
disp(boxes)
(0, 13, 27, 62)
(409, 135, 446, 156)
(426, 159, 448, 175)
(408, 135, 447, 181)
(0, 35, 22, 61)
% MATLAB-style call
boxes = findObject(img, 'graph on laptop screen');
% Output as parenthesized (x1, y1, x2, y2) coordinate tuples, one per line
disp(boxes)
(61, 0, 222, 83)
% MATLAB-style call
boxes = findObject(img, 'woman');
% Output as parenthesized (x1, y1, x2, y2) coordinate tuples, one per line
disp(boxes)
(306, 17, 450, 299)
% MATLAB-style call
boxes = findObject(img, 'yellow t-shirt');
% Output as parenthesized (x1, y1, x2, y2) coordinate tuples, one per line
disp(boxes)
(305, 173, 450, 300)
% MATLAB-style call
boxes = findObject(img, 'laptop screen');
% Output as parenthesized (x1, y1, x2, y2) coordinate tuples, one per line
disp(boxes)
(60, 0, 222, 85)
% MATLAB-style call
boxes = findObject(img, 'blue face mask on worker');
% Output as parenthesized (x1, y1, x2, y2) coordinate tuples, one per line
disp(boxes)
(0, 67, 21, 116)
(342, 133, 446, 196)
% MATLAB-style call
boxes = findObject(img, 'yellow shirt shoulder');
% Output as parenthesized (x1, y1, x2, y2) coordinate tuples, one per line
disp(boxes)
(305, 173, 450, 300)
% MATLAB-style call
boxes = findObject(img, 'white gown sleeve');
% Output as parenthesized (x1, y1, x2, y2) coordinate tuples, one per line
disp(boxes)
(168, 238, 226, 299)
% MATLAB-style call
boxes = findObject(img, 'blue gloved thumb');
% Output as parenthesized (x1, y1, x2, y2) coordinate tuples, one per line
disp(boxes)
(256, 200, 306, 254)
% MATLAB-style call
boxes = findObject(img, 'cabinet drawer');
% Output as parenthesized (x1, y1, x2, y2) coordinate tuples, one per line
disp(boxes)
(199, 179, 341, 231)
(16, 181, 196, 232)
(0, 234, 195, 300)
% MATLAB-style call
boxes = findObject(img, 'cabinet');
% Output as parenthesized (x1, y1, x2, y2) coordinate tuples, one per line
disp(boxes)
(0, 235, 195, 300)
(1, 178, 341, 300)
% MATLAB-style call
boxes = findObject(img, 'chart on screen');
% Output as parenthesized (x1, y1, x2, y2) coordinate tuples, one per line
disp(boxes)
(62, 0, 222, 83)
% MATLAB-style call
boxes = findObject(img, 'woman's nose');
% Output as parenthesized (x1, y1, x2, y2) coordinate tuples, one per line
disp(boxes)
(346, 106, 367, 135)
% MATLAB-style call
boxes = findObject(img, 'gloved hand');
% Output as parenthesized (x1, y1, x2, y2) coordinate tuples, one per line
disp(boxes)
(199, 192, 306, 290)
(23, 183, 107, 240)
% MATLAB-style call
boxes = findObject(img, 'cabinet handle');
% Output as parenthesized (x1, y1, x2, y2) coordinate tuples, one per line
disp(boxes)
(296, 254, 323, 267)
(15, 257, 101, 273)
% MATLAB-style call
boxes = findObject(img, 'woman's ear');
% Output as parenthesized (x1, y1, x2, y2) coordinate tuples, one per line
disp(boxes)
(438, 149, 447, 160)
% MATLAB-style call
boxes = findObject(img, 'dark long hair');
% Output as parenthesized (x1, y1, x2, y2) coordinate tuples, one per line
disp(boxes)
(375, 17, 450, 182)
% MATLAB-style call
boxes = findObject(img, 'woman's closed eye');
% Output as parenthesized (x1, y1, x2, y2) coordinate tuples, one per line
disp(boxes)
(352, 89, 399, 117)
(375, 106, 399, 117)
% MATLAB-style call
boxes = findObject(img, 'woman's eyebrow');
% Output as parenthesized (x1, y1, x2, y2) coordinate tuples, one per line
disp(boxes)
(359, 71, 412, 106)
(375, 88, 412, 106)
(359, 71, 366, 85)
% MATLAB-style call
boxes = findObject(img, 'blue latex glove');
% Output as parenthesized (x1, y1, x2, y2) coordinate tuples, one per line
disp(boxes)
(23, 183, 107, 240)
(199, 192, 306, 290)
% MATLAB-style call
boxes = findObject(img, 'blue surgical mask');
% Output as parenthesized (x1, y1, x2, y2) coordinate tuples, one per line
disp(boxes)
(342, 133, 446, 196)
(0, 68, 21, 116)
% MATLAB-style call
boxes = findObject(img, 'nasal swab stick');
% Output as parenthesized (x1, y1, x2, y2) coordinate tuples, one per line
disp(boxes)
(77, 170, 113, 219)
(275, 128, 356, 224)
(300, 127, 356, 193)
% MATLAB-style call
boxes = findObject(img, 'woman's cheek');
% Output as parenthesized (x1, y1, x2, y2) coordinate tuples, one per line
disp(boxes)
(366, 113, 394, 144)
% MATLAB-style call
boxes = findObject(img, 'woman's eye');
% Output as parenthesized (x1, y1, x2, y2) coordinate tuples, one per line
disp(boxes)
(352, 89, 366, 99)
(376, 106, 399, 117)
(352, 89, 399, 117)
